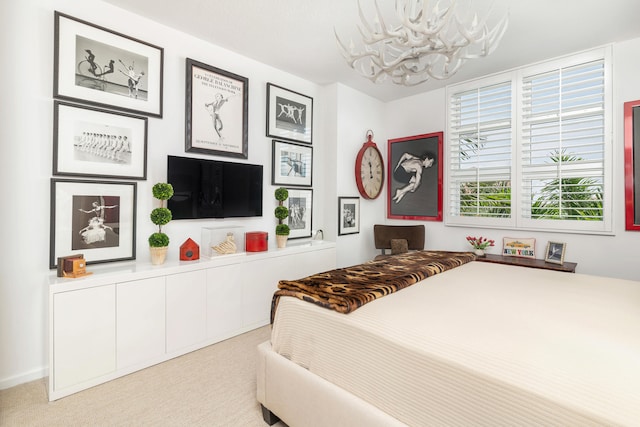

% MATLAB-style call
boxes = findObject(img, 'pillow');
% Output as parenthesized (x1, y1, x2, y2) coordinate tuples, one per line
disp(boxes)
(390, 239, 409, 255)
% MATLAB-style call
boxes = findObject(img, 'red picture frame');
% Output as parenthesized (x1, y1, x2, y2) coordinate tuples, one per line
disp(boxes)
(624, 100, 640, 231)
(387, 132, 443, 221)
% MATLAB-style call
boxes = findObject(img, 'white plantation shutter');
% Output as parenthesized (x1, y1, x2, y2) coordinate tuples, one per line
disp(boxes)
(519, 59, 607, 230)
(448, 79, 514, 226)
(446, 47, 612, 234)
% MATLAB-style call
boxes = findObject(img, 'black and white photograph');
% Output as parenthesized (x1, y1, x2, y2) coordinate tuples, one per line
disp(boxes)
(53, 101, 147, 180)
(185, 58, 248, 158)
(50, 179, 137, 268)
(545, 241, 566, 264)
(72, 195, 121, 249)
(388, 132, 443, 221)
(54, 11, 164, 117)
(285, 188, 312, 239)
(267, 83, 313, 144)
(338, 196, 360, 235)
(272, 140, 312, 187)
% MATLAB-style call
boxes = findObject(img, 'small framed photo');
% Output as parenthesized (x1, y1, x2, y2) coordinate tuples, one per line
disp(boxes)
(185, 58, 249, 158)
(545, 241, 566, 264)
(50, 179, 137, 269)
(54, 11, 164, 117)
(53, 101, 148, 180)
(502, 237, 536, 259)
(388, 132, 443, 221)
(338, 197, 360, 235)
(272, 140, 312, 187)
(266, 83, 313, 144)
(285, 188, 313, 239)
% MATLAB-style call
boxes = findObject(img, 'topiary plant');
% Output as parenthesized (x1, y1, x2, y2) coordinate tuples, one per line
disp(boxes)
(276, 223, 290, 236)
(274, 187, 290, 237)
(149, 182, 174, 247)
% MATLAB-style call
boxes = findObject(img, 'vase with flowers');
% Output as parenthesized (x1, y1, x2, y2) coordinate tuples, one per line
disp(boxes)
(466, 235, 495, 257)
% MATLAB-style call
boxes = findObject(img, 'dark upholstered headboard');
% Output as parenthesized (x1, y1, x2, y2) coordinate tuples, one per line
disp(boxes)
(373, 224, 425, 251)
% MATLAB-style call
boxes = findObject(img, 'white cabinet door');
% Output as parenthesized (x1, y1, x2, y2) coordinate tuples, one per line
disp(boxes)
(166, 270, 207, 353)
(285, 247, 336, 281)
(117, 276, 165, 369)
(53, 285, 116, 391)
(242, 247, 336, 328)
(206, 263, 243, 341)
(242, 257, 282, 328)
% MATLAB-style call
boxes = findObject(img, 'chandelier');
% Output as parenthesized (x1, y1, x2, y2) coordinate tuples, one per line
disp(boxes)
(335, 0, 509, 86)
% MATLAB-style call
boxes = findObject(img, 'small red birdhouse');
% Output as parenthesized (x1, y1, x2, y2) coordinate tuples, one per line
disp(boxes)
(180, 238, 200, 261)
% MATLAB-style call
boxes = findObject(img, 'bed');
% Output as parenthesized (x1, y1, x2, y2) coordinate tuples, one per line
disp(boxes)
(256, 251, 640, 426)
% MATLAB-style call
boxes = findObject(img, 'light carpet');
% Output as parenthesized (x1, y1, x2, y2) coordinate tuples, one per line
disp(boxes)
(0, 326, 286, 426)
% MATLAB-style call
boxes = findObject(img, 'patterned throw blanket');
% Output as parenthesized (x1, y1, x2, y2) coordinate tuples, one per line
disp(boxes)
(271, 250, 476, 322)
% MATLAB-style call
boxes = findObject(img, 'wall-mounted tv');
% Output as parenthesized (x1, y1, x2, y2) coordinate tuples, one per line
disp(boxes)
(167, 155, 263, 219)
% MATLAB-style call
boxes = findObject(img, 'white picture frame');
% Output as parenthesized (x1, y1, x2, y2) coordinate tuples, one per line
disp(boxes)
(545, 241, 566, 264)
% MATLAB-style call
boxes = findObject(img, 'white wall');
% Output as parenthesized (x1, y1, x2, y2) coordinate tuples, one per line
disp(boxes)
(0, 0, 333, 389)
(332, 84, 387, 267)
(384, 42, 640, 281)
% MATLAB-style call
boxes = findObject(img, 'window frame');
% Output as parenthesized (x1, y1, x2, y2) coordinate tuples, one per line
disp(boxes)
(445, 47, 613, 235)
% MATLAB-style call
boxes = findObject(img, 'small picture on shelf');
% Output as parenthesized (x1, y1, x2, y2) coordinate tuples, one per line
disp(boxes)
(545, 241, 566, 264)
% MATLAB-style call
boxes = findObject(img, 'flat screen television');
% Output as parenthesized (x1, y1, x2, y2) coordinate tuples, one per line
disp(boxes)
(167, 155, 263, 219)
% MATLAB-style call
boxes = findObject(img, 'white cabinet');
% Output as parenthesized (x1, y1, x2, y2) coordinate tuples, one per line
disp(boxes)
(206, 263, 243, 341)
(166, 270, 207, 354)
(116, 277, 165, 370)
(48, 241, 336, 400)
(52, 285, 116, 391)
(242, 256, 285, 327)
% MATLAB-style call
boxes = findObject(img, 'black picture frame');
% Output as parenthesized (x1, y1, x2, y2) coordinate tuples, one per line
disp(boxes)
(285, 188, 313, 239)
(53, 11, 164, 117)
(50, 179, 137, 269)
(338, 197, 360, 235)
(387, 132, 443, 221)
(53, 101, 148, 180)
(266, 83, 313, 144)
(271, 140, 313, 187)
(185, 58, 249, 158)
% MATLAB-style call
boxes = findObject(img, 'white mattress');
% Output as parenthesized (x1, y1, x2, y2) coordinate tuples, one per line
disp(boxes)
(271, 261, 640, 426)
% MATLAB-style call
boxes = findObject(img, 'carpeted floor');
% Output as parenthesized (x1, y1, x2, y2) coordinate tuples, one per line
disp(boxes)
(0, 325, 286, 426)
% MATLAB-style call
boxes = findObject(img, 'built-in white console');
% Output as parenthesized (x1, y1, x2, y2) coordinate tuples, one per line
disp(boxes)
(47, 240, 336, 401)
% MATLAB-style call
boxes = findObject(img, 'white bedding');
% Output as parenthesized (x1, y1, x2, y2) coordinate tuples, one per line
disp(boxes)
(271, 261, 640, 426)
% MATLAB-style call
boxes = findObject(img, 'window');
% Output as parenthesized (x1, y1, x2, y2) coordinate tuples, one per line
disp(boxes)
(446, 48, 612, 234)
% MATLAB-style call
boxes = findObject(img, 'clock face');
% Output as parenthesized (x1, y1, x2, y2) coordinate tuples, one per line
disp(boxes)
(357, 145, 384, 199)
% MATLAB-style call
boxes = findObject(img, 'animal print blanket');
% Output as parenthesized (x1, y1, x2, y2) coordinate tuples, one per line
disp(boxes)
(271, 250, 476, 322)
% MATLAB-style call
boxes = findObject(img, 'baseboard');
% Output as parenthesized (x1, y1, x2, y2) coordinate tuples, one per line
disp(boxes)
(0, 366, 47, 391)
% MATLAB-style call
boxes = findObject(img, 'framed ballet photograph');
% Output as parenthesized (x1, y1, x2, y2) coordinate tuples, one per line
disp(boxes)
(338, 197, 360, 236)
(387, 132, 443, 221)
(285, 188, 313, 239)
(544, 241, 566, 264)
(50, 179, 137, 269)
(271, 140, 312, 187)
(53, 101, 148, 180)
(53, 11, 164, 117)
(185, 58, 249, 158)
(266, 83, 313, 144)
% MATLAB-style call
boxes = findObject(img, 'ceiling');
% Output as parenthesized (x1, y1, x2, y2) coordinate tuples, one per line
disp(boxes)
(102, 0, 640, 102)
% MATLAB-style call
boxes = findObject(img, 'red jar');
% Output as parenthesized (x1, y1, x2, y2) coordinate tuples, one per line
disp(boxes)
(245, 231, 268, 252)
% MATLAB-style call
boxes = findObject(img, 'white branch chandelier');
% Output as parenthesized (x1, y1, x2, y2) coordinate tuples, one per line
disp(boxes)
(335, 0, 508, 86)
